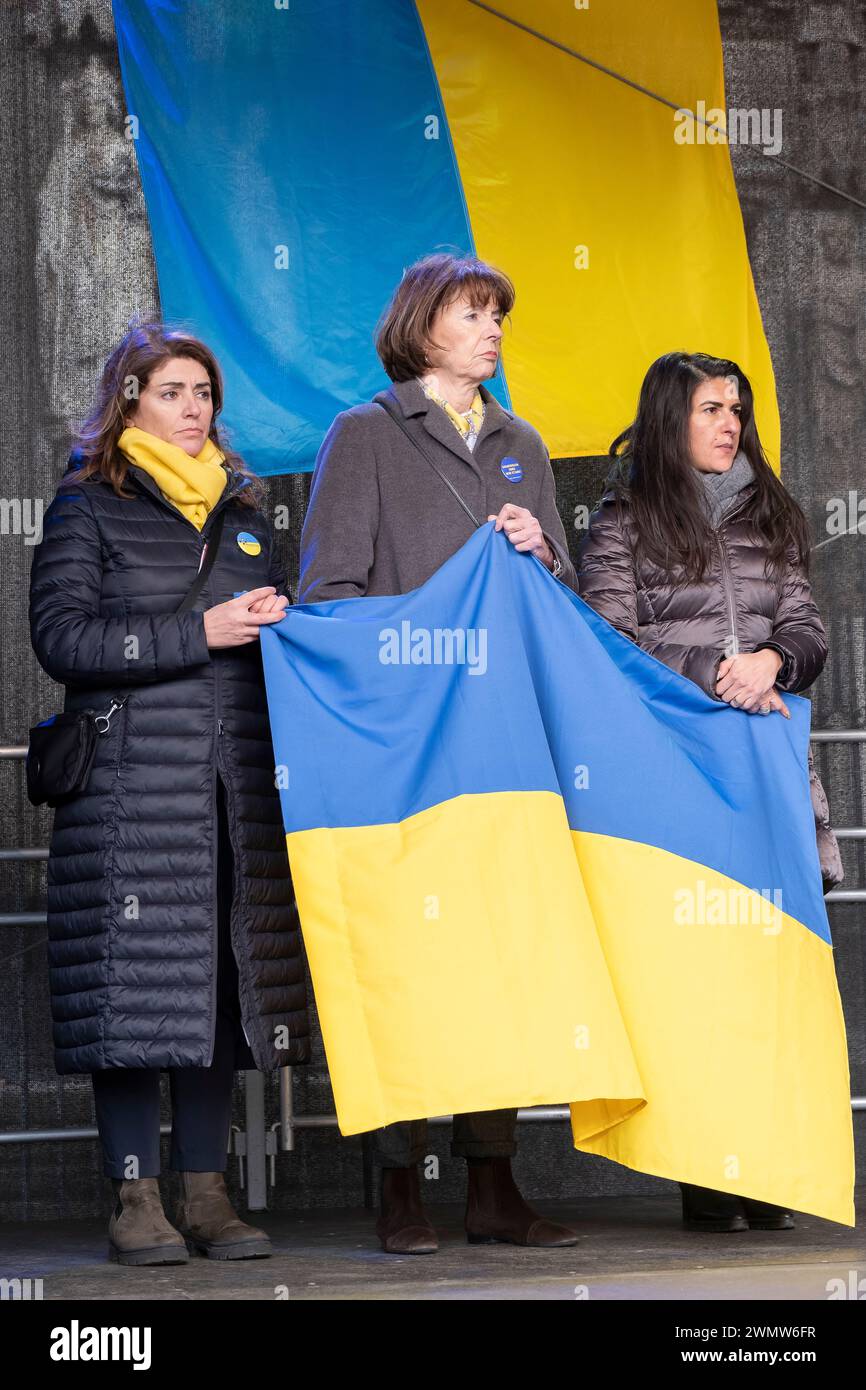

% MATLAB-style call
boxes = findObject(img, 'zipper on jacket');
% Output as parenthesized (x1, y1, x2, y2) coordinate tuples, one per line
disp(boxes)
(210, 647, 254, 1067)
(206, 762, 219, 1068)
(208, 658, 223, 1065)
(121, 465, 242, 1068)
(714, 529, 739, 657)
(217, 767, 257, 1066)
(211, 567, 226, 761)
(709, 487, 757, 661)
(205, 498, 230, 1066)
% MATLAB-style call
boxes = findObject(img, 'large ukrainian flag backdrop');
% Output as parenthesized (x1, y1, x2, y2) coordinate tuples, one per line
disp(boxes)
(261, 527, 854, 1226)
(113, 0, 780, 473)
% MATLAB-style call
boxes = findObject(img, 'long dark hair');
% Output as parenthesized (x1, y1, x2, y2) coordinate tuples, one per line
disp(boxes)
(63, 323, 264, 509)
(607, 352, 810, 581)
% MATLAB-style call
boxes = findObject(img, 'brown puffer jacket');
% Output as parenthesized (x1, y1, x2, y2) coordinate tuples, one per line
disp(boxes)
(577, 484, 844, 891)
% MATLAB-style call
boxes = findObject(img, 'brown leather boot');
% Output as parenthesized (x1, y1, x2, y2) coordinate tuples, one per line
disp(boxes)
(174, 1171, 272, 1259)
(465, 1157, 580, 1246)
(375, 1166, 439, 1254)
(108, 1177, 189, 1266)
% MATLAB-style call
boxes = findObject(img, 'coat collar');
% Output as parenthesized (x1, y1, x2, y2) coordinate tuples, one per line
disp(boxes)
(377, 378, 514, 471)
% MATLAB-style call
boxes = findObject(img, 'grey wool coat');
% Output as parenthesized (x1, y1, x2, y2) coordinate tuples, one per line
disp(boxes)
(298, 378, 576, 602)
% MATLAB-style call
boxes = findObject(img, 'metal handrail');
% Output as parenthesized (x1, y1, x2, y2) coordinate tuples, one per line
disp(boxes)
(3, 730, 866, 759)
(3, 1096, 864, 1150)
(4, 888, 864, 921)
(811, 731, 866, 742)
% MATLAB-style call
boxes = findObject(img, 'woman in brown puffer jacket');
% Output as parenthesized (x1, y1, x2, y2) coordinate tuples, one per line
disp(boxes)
(577, 350, 842, 1236)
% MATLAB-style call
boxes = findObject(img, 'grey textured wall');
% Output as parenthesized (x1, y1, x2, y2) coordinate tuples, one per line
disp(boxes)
(0, 0, 863, 1222)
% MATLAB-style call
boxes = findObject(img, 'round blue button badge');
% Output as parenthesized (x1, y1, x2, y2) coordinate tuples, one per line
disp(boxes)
(500, 456, 523, 483)
(236, 531, 262, 556)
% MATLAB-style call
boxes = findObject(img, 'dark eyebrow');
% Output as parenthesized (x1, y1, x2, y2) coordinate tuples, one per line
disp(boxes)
(155, 380, 212, 389)
(701, 398, 740, 407)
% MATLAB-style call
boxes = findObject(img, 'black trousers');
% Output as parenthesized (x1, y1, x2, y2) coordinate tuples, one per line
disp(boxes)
(91, 778, 241, 1179)
(374, 1110, 518, 1168)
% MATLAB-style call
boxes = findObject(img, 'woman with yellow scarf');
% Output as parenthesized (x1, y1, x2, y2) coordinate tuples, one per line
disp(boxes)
(29, 324, 310, 1267)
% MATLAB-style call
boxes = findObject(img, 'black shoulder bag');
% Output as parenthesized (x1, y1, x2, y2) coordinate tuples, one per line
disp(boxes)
(26, 509, 227, 808)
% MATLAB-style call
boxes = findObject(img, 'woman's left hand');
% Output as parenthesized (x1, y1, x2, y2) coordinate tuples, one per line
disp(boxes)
(716, 650, 790, 715)
(488, 504, 555, 569)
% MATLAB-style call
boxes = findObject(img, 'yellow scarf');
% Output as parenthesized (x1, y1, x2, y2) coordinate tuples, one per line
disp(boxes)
(118, 426, 227, 530)
(419, 382, 485, 442)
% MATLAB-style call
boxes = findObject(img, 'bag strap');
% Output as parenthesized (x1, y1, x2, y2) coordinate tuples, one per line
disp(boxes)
(176, 507, 228, 614)
(377, 400, 482, 530)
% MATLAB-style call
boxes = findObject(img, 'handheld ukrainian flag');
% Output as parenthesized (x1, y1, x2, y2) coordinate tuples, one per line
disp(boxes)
(262, 525, 854, 1226)
(113, 0, 779, 471)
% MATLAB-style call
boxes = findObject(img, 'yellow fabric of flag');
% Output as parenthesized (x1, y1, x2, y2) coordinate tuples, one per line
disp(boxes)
(417, 0, 781, 467)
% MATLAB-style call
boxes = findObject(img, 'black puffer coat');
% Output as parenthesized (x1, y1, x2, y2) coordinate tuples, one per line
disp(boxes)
(29, 464, 310, 1074)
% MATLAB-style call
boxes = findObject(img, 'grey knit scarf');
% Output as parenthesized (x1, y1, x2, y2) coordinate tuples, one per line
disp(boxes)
(697, 449, 754, 528)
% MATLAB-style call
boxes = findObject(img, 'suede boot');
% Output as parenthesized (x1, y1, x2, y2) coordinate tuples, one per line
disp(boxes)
(174, 1171, 272, 1259)
(108, 1177, 189, 1266)
(375, 1166, 439, 1254)
(464, 1157, 579, 1246)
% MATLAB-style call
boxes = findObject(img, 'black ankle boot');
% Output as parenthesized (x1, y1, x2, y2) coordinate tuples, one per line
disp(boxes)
(740, 1196, 794, 1230)
(680, 1183, 748, 1233)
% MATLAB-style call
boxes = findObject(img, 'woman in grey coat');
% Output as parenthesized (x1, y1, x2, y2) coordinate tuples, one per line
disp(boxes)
(299, 252, 578, 1255)
(578, 350, 839, 1236)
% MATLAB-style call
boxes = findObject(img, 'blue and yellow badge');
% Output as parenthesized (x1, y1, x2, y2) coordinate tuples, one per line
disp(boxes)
(236, 531, 262, 556)
(500, 457, 523, 483)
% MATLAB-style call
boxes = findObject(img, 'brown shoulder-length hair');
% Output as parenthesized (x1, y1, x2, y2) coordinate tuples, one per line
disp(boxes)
(64, 323, 265, 508)
(375, 252, 515, 382)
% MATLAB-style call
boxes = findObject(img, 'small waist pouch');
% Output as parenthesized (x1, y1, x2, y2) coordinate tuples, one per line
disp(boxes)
(26, 699, 125, 808)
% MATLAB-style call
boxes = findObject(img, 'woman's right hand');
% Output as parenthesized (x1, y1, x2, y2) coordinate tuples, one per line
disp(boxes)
(203, 587, 289, 648)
